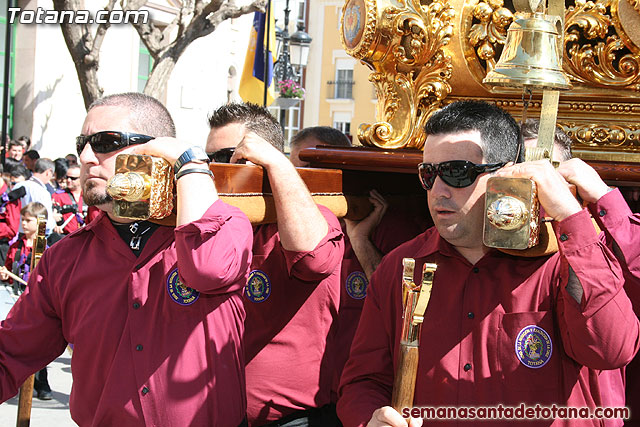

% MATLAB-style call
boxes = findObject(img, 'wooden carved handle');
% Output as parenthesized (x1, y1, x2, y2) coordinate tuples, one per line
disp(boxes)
(16, 374, 34, 427)
(16, 215, 47, 427)
(391, 344, 420, 413)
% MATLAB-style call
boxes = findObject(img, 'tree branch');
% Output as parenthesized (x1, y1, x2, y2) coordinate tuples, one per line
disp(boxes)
(207, 0, 267, 29)
(90, 0, 118, 59)
(52, 0, 105, 108)
(124, 2, 167, 55)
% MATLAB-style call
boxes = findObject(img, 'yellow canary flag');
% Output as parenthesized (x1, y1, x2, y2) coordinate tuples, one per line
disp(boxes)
(239, 3, 277, 106)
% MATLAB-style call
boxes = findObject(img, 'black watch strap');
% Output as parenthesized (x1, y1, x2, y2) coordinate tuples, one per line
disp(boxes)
(174, 146, 209, 174)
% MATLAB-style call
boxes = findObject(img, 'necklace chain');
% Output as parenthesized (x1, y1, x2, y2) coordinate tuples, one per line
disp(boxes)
(128, 222, 152, 251)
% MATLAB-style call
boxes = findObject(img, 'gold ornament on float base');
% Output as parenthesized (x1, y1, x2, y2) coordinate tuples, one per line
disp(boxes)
(339, 0, 640, 161)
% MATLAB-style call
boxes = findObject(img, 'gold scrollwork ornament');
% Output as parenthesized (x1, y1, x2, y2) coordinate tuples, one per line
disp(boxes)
(341, 0, 455, 149)
(565, 0, 640, 89)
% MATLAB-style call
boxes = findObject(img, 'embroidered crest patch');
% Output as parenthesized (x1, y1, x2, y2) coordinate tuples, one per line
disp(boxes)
(346, 271, 368, 300)
(166, 268, 200, 306)
(245, 270, 271, 303)
(515, 324, 552, 369)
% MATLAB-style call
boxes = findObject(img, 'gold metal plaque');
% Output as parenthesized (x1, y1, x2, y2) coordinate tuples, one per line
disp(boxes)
(483, 177, 540, 249)
(107, 154, 174, 220)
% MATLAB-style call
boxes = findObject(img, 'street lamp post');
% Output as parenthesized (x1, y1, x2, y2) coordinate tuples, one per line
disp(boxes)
(273, 0, 298, 84)
(290, 23, 313, 72)
(272, 0, 312, 144)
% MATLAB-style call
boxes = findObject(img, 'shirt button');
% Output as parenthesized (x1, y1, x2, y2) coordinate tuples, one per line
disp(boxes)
(559, 234, 568, 242)
(464, 363, 472, 372)
(141, 386, 149, 395)
(467, 312, 475, 319)
(133, 302, 140, 309)
(599, 209, 606, 217)
(136, 344, 143, 351)
(472, 267, 479, 273)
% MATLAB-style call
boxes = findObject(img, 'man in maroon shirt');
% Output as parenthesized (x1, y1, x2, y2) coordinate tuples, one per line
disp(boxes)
(289, 125, 425, 404)
(524, 119, 640, 426)
(337, 101, 640, 427)
(0, 93, 253, 426)
(207, 103, 345, 426)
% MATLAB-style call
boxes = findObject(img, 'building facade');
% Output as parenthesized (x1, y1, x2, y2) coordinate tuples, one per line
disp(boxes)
(303, 0, 375, 144)
(7, 0, 254, 158)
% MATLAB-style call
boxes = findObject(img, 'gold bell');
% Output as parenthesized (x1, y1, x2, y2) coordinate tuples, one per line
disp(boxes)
(483, 13, 571, 90)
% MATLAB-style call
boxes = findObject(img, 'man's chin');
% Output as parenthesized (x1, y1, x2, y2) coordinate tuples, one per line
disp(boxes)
(83, 180, 113, 207)
(435, 223, 466, 243)
(83, 189, 113, 207)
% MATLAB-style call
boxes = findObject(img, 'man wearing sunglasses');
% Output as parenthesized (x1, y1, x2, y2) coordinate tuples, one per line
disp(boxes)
(0, 93, 253, 426)
(338, 101, 639, 427)
(207, 103, 344, 427)
(51, 164, 85, 235)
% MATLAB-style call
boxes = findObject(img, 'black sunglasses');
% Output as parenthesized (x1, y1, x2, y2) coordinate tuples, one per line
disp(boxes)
(76, 131, 155, 156)
(208, 147, 236, 163)
(65, 176, 80, 181)
(418, 160, 506, 190)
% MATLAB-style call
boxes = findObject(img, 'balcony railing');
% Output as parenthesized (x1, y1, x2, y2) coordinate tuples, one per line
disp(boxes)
(327, 80, 355, 100)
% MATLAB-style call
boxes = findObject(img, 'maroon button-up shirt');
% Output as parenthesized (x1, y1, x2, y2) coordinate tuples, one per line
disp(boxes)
(0, 200, 253, 426)
(589, 189, 640, 425)
(338, 208, 640, 427)
(244, 205, 344, 425)
(332, 209, 423, 401)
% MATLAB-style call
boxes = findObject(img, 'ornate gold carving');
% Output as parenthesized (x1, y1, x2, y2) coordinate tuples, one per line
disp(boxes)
(565, 0, 640, 88)
(341, 0, 455, 149)
(341, 0, 378, 60)
(558, 121, 640, 148)
(461, 0, 640, 89)
(465, 0, 514, 76)
(629, 0, 640, 13)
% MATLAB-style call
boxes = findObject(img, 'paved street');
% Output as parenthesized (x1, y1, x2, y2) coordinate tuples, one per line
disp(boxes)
(0, 285, 76, 426)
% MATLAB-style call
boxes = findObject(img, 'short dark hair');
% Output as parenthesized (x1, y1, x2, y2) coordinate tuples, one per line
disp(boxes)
(8, 140, 22, 150)
(520, 118, 572, 162)
(3, 158, 21, 174)
(54, 158, 69, 180)
(34, 158, 55, 174)
(425, 100, 520, 164)
(24, 150, 40, 160)
(89, 92, 176, 138)
(208, 103, 284, 152)
(10, 164, 31, 180)
(17, 136, 31, 150)
(291, 126, 351, 148)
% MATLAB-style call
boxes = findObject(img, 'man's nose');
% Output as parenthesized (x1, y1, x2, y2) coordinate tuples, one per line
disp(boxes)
(429, 175, 452, 198)
(78, 143, 98, 165)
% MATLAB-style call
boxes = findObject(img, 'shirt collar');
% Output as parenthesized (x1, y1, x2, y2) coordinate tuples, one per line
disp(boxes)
(29, 176, 45, 188)
(414, 228, 460, 259)
(413, 227, 508, 265)
(70, 209, 106, 237)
